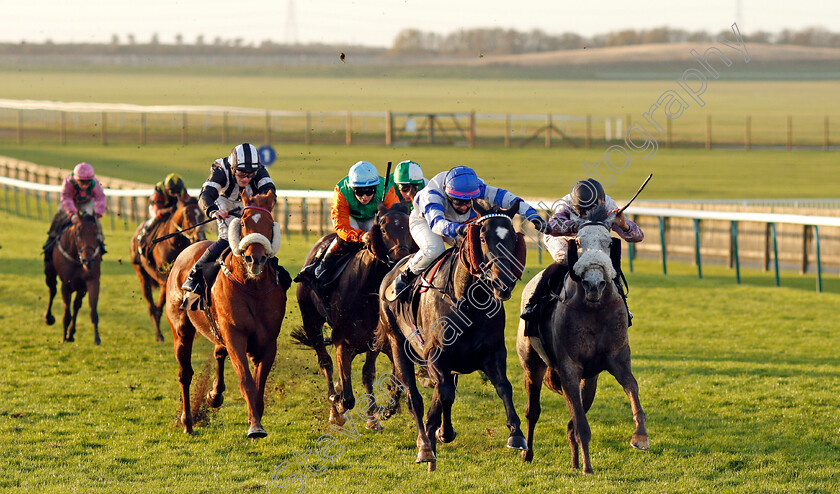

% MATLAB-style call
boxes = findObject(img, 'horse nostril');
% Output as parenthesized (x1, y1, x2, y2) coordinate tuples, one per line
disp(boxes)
(597, 280, 606, 291)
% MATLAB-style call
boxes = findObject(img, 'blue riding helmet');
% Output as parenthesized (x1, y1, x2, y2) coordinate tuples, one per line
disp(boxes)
(348, 161, 380, 188)
(444, 166, 480, 200)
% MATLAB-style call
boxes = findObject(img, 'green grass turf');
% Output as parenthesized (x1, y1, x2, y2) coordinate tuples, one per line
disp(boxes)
(1, 214, 839, 492)
(2, 143, 840, 201)
(1, 68, 839, 144)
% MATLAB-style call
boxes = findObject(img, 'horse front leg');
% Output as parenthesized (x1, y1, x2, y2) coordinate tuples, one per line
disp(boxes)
(556, 366, 593, 474)
(206, 344, 227, 408)
(252, 337, 277, 425)
(361, 350, 383, 431)
(334, 343, 356, 415)
(87, 279, 100, 345)
(61, 283, 73, 342)
(388, 332, 435, 468)
(44, 261, 57, 325)
(520, 348, 547, 462)
(483, 349, 527, 451)
(173, 320, 196, 434)
(607, 347, 649, 451)
(225, 331, 265, 438)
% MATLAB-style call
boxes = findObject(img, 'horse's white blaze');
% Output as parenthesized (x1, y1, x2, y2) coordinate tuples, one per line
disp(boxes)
(496, 226, 508, 240)
(251, 213, 262, 224)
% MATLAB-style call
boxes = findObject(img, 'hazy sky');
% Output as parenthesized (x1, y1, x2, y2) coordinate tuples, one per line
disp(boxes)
(6, 0, 838, 47)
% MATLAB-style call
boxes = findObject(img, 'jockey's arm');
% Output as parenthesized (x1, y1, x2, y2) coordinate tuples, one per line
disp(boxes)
(420, 195, 461, 239)
(479, 184, 541, 222)
(253, 168, 276, 195)
(198, 167, 226, 218)
(60, 177, 78, 215)
(611, 210, 644, 242)
(331, 187, 365, 243)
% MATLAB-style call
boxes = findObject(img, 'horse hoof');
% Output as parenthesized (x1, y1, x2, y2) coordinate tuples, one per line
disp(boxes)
(365, 419, 383, 431)
(94, 337, 101, 346)
(521, 449, 534, 462)
(206, 392, 224, 408)
(247, 425, 268, 438)
(435, 427, 457, 444)
(415, 448, 436, 464)
(156, 334, 165, 343)
(506, 435, 528, 451)
(631, 434, 650, 451)
(64, 336, 75, 343)
(428, 461, 436, 472)
(44, 314, 55, 325)
(329, 411, 346, 427)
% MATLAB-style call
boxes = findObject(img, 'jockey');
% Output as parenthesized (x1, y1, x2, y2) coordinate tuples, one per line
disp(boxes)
(520, 178, 643, 325)
(391, 160, 427, 206)
(180, 143, 276, 295)
(44, 162, 107, 259)
(136, 173, 191, 259)
(393, 165, 550, 298)
(305, 160, 400, 280)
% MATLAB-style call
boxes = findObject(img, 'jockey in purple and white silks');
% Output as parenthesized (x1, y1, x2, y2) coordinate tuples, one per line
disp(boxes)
(393, 166, 550, 298)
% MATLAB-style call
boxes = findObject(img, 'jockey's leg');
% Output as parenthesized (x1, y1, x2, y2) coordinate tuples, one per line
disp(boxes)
(181, 239, 228, 293)
(395, 211, 445, 300)
(95, 217, 106, 254)
(44, 209, 71, 258)
(521, 262, 568, 321)
(314, 236, 346, 279)
(614, 271, 632, 327)
(137, 216, 160, 260)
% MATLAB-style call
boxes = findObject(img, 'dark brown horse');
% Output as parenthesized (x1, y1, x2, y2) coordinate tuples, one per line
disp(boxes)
(517, 204, 648, 474)
(44, 213, 102, 345)
(376, 200, 528, 471)
(130, 198, 205, 341)
(294, 202, 414, 429)
(164, 191, 288, 438)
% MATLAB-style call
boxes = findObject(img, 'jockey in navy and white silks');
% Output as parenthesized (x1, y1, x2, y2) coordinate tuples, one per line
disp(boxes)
(393, 166, 550, 296)
(180, 143, 276, 295)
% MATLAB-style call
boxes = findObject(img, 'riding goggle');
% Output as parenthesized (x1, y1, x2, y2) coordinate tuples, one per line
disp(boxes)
(235, 171, 256, 179)
(449, 197, 473, 208)
(398, 184, 415, 193)
(353, 187, 376, 198)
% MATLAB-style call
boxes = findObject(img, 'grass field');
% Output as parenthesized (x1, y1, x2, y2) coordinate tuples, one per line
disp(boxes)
(3, 142, 840, 201)
(1, 68, 840, 146)
(2, 214, 840, 493)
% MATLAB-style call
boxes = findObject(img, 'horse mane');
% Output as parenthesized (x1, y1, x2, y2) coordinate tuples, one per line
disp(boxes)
(584, 203, 610, 223)
(573, 216, 616, 280)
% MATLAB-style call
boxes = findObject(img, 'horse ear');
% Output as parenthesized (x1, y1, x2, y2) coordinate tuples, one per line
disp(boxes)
(503, 199, 520, 218)
(567, 238, 581, 282)
(377, 201, 388, 217)
(473, 199, 490, 216)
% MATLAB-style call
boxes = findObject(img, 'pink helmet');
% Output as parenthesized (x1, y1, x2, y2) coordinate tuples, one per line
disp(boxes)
(73, 162, 95, 180)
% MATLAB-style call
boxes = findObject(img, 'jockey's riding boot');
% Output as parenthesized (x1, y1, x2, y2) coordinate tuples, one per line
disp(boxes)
(520, 300, 541, 321)
(614, 277, 632, 327)
(181, 241, 225, 293)
(394, 269, 418, 301)
(314, 238, 344, 280)
(43, 236, 56, 260)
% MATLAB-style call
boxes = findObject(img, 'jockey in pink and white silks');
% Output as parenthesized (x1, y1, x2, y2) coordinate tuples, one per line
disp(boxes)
(393, 166, 550, 298)
(44, 162, 107, 259)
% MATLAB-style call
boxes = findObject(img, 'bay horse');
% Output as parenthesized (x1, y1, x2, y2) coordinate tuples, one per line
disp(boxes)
(376, 199, 528, 471)
(164, 190, 289, 438)
(130, 198, 205, 342)
(294, 201, 414, 429)
(43, 212, 102, 345)
(516, 204, 648, 474)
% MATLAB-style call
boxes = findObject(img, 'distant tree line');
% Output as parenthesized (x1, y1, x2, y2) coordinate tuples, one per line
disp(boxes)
(390, 26, 840, 55)
(2, 26, 839, 58)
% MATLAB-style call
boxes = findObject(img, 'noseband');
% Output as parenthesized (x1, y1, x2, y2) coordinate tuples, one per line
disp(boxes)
(58, 221, 100, 265)
(467, 214, 516, 286)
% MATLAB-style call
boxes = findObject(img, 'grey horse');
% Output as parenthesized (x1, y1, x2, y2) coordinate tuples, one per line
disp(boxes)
(516, 204, 649, 474)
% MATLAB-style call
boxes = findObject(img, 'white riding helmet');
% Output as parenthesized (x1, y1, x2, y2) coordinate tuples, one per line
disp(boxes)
(229, 143, 262, 173)
(348, 161, 380, 188)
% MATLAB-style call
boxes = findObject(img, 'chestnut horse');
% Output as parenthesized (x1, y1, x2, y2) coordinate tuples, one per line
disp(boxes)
(516, 204, 648, 474)
(130, 198, 205, 341)
(376, 200, 528, 471)
(164, 191, 288, 438)
(44, 213, 102, 345)
(294, 202, 414, 429)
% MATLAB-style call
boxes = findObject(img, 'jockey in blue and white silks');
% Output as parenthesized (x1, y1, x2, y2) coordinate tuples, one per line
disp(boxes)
(394, 166, 550, 297)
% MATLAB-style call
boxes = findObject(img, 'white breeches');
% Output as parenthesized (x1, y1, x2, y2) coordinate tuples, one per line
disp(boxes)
(406, 210, 448, 274)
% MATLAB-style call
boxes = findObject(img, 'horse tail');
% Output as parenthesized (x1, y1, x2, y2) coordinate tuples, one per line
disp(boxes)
(289, 326, 332, 347)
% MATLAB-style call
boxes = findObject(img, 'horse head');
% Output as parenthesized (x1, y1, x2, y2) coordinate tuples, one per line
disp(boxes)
(172, 197, 206, 242)
(468, 198, 522, 301)
(367, 201, 413, 265)
(74, 213, 101, 270)
(228, 190, 280, 279)
(568, 203, 617, 304)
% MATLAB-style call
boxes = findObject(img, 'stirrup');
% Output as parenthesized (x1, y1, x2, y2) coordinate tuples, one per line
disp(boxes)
(520, 302, 539, 321)
(180, 291, 202, 311)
